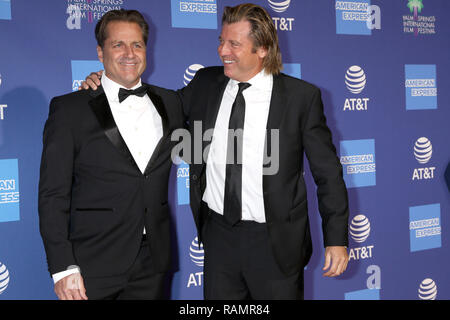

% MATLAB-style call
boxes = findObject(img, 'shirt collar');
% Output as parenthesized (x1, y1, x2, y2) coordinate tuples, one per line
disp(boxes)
(229, 69, 273, 92)
(101, 73, 143, 103)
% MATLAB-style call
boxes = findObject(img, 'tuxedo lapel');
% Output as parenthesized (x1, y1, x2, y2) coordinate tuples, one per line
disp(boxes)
(193, 73, 229, 179)
(266, 73, 288, 132)
(143, 84, 170, 175)
(204, 73, 229, 132)
(88, 88, 140, 173)
(263, 74, 288, 191)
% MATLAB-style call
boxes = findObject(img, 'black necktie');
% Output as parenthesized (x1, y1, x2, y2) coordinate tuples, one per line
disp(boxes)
(118, 85, 147, 103)
(223, 82, 251, 226)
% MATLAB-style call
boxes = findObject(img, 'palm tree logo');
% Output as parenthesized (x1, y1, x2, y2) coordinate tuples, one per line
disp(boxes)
(407, 0, 424, 36)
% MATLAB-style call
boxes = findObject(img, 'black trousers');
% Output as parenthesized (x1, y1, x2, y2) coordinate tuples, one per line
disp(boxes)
(83, 236, 166, 300)
(203, 210, 304, 300)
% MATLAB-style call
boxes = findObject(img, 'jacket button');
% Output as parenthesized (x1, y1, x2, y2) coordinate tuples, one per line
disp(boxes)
(192, 174, 197, 180)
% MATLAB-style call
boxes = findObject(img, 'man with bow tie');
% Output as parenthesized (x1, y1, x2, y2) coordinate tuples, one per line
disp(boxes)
(38, 9, 184, 300)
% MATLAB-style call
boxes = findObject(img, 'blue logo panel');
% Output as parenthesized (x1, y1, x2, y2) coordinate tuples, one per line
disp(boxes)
(0, 0, 11, 20)
(283, 63, 301, 79)
(171, 0, 217, 29)
(409, 203, 441, 252)
(405, 64, 437, 110)
(177, 160, 190, 205)
(71, 60, 104, 92)
(340, 139, 376, 188)
(336, 0, 371, 35)
(345, 288, 380, 300)
(0, 159, 20, 223)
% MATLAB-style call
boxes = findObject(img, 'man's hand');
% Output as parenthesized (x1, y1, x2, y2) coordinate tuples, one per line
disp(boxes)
(322, 246, 349, 277)
(79, 70, 103, 90)
(54, 273, 88, 300)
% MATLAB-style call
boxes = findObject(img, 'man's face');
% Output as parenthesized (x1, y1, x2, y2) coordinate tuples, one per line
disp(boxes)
(218, 20, 267, 82)
(97, 21, 146, 88)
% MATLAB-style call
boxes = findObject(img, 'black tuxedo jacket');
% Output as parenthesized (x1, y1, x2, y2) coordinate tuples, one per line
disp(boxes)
(180, 67, 349, 276)
(38, 84, 183, 278)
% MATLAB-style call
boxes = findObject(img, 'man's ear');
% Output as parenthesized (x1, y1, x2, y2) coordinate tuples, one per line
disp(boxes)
(256, 46, 268, 59)
(97, 45, 104, 63)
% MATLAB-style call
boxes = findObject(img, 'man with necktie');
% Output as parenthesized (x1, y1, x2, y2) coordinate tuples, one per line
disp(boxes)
(38, 9, 183, 300)
(180, 3, 350, 299)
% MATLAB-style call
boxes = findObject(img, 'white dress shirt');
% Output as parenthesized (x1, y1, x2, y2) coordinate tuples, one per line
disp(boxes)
(202, 69, 273, 223)
(52, 74, 162, 283)
(102, 74, 163, 174)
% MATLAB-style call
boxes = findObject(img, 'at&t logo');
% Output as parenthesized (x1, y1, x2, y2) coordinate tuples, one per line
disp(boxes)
(189, 236, 204, 267)
(183, 64, 204, 86)
(268, 0, 290, 13)
(268, 0, 294, 31)
(418, 278, 437, 300)
(0, 261, 10, 295)
(350, 214, 370, 242)
(345, 66, 366, 94)
(186, 236, 204, 288)
(412, 137, 435, 180)
(348, 214, 374, 261)
(343, 66, 369, 111)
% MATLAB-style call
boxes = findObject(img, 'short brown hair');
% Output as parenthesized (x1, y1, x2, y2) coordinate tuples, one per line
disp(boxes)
(95, 9, 149, 48)
(222, 3, 282, 75)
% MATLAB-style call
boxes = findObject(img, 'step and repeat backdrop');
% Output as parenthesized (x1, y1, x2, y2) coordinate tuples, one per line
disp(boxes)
(0, 0, 448, 300)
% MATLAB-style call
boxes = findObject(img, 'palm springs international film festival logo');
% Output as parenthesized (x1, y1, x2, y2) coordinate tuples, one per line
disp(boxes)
(343, 65, 369, 111)
(403, 0, 436, 36)
(405, 64, 437, 110)
(412, 137, 435, 181)
(409, 203, 441, 252)
(268, 0, 295, 31)
(335, 0, 381, 35)
(348, 214, 374, 261)
(0, 261, 10, 295)
(66, 0, 124, 30)
(418, 278, 437, 300)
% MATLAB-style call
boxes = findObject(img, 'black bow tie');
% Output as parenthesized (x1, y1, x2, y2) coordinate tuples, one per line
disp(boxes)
(118, 85, 147, 103)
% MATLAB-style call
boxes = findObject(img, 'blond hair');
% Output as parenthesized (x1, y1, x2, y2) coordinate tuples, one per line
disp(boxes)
(222, 3, 283, 74)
